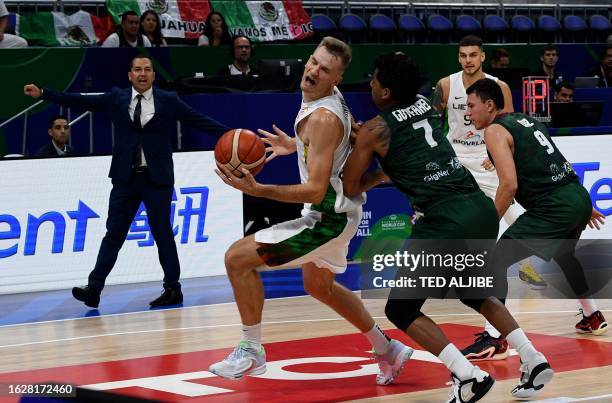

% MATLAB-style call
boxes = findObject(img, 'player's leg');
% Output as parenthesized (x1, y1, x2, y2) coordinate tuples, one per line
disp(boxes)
(553, 243, 608, 335)
(464, 156, 545, 290)
(209, 235, 267, 380)
(462, 297, 554, 399)
(461, 237, 533, 361)
(503, 203, 548, 290)
(302, 263, 413, 385)
(386, 298, 494, 402)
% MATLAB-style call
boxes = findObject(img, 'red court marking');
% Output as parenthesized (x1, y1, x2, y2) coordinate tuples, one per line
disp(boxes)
(0, 324, 610, 402)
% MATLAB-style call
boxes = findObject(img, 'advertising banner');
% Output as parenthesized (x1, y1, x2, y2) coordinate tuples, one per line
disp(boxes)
(0, 151, 243, 294)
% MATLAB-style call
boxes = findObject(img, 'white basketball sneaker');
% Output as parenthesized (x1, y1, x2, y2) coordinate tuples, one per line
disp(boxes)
(209, 340, 266, 380)
(446, 366, 494, 403)
(374, 339, 414, 385)
(511, 353, 554, 399)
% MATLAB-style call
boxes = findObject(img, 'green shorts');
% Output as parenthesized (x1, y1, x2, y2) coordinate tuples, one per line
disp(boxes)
(412, 190, 499, 240)
(502, 181, 592, 260)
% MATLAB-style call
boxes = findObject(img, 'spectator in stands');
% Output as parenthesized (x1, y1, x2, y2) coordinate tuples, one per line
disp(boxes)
(198, 11, 231, 46)
(490, 48, 510, 69)
(102, 11, 151, 48)
(533, 43, 564, 85)
(140, 10, 167, 47)
(590, 45, 611, 88)
(218, 35, 259, 76)
(36, 115, 76, 157)
(0, 0, 27, 48)
(553, 81, 574, 103)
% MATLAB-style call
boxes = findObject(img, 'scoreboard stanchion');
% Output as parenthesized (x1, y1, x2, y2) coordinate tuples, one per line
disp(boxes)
(522, 76, 551, 123)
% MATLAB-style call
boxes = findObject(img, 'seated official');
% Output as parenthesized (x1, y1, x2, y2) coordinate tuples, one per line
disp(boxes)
(36, 115, 77, 157)
(218, 36, 259, 76)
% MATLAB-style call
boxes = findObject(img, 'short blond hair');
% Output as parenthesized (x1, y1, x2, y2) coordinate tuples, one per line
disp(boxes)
(317, 36, 352, 70)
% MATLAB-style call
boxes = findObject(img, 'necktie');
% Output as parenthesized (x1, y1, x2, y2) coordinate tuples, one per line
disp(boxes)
(132, 94, 144, 167)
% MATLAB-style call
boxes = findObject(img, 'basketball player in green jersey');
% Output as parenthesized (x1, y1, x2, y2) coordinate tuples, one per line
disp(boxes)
(343, 52, 553, 401)
(435, 36, 546, 362)
(466, 78, 608, 336)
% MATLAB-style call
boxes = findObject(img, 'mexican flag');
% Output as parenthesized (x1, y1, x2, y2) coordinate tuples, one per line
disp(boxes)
(106, 0, 313, 41)
(16, 11, 114, 46)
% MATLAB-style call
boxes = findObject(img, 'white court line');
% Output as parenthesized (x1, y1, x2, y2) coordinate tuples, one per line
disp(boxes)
(533, 393, 612, 402)
(2, 290, 610, 329)
(1, 308, 611, 349)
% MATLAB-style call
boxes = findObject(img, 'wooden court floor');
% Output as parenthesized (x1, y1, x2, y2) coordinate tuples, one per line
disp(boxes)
(0, 295, 610, 402)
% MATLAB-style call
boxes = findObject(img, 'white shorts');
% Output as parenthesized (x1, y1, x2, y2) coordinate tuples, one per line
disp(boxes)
(458, 156, 526, 231)
(458, 156, 499, 199)
(254, 208, 361, 274)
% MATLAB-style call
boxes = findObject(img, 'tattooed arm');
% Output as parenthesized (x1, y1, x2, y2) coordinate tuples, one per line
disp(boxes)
(432, 77, 449, 114)
(343, 116, 391, 197)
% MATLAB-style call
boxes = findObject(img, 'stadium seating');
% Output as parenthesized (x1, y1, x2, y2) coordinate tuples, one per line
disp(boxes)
(398, 14, 426, 43)
(428, 14, 453, 42)
(456, 15, 482, 34)
(369, 13, 396, 43)
(339, 13, 367, 43)
(311, 14, 337, 33)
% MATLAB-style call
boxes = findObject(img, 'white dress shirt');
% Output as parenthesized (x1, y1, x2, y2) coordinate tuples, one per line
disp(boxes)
(129, 87, 155, 166)
(101, 33, 152, 48)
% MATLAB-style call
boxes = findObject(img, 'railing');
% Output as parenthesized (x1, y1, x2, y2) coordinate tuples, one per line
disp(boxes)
(0, 93, 105, 155)
(0, 93, 189, 156)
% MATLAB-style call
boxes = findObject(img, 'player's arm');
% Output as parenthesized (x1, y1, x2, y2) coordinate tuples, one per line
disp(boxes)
(498, 80, 514, 113)
(0, 14, 7, 40)
(175, 96, 229, 136)
(484, 123, 517, 218)
(343, 116, 390, 197)
(24, 84, 109, 112)
(216, 109, 339, 204)
(431, 77, 449, 113)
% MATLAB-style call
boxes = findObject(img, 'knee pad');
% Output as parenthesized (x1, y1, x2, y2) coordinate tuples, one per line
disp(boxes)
(385, 299, 424, 331)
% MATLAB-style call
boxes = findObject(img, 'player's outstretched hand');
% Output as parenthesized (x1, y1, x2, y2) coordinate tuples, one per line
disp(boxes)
(481, 157, 495, 171)
(588, 207, 605, 230)
(24, 84, 42, 99)
(258, 124, 296, 163)
(215, 165, 260, 197)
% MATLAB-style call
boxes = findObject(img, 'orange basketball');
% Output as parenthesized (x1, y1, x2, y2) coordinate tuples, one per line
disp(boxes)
(214, 128, 266, 177)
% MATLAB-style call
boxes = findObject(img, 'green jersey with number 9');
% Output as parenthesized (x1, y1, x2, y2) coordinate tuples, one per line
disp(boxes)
(377, 95, 479, 212)
(491, 112, 579, 209)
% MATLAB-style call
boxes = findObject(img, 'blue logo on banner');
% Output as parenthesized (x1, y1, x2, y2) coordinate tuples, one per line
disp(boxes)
(573, 162, 612, 216)
(0, 186, 211, 259)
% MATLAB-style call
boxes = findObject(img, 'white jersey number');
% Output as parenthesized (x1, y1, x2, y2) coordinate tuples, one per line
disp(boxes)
(533, 130, 554, 154)
(413, 119, 438, 148)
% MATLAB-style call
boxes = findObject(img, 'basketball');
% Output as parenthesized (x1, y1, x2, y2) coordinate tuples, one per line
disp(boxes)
(214, 128, 266, 177)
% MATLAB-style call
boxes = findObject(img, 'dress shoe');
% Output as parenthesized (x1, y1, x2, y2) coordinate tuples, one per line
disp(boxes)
(72, 286, 100, 308)
(149, 287, 183, 307)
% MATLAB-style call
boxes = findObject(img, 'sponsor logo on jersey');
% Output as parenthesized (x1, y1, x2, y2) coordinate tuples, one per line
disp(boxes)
(452, 131, 484, 146)
(550, 161, 575, 182)
(426, 162, 440, 171)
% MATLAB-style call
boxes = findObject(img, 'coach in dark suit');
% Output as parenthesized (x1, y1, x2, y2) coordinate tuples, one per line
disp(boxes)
(24, 55, 229, 308)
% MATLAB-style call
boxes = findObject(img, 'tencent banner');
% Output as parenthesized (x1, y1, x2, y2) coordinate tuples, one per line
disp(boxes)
(0, 151, 243, 294)
(555, 135, 612, 239)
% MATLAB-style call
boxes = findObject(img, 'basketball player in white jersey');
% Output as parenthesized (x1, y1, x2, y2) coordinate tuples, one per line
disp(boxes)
(210, 37, 412, 384)
(432, 35, 545, 361)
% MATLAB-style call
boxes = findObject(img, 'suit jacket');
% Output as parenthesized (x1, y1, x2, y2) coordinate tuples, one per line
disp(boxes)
(42, 87, 228, 185)
(35, 142, 76, 157)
